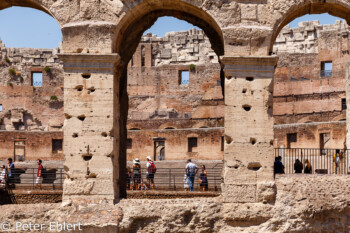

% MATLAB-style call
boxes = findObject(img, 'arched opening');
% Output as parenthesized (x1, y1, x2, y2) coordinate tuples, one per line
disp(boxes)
(0, 6, 63, 191)
(114, 4, 225, 198)
(271, 8, 349, 175)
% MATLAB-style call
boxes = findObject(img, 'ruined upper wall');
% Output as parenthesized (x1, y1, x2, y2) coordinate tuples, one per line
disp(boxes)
(0, 41, 64, 131)
(273, 20, 350, 54)
(132, 29, 218, 67)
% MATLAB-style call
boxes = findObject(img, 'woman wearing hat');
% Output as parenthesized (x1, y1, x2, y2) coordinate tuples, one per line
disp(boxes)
(132, 158, 142, 190)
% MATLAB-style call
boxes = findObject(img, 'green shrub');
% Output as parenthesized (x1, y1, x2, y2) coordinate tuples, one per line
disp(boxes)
(8, 68, 16, 75)
(50, 95, 58, 101)
(7, 82, 13, 87)
(189, 64, 195, 72)
(44, 66, 51, 73)
(5, 57, 10, 63)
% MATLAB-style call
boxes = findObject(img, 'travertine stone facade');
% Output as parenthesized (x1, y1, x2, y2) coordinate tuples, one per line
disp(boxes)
(0, 41, 63, 160)
(0, 1, 350, 231)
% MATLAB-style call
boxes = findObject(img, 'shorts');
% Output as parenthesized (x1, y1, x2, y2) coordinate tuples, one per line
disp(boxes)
(133, 174, 141, 184)
(36, 177, 43, 184)
(146, 173, 154, 179)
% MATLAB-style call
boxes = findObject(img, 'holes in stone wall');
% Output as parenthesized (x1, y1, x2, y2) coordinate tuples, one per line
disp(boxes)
(82, 73, 91, 79)
(75, 85, 83, 91)
(78, 115, 86, 121)
(65, 114, 72, 119)
(101, 132, 108, 137)
(226, 76, 232, 80)
(82, 155, 92, 161)
(225, 135, 233, 144)
(250, 138, 257, 145)
(72, 133, 78, 138)
(88, 87, 95, 93)
(246, 77, 254, 82)
(242, 88, 247, 94)
(243, 105, 251, 111)
(247, 162, 262, 171)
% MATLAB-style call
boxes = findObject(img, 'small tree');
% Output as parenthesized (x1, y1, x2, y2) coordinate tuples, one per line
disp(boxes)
(44, 66, 51, 73)
(50, 95, 58, 101)
(189, 64, 195, 72)
(8, 68, 16, 75)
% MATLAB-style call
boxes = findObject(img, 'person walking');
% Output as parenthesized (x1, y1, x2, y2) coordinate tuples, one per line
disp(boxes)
(185, 159, 198, 192)
(132, 158, 142, 190)
(146, 156, 156, 190)
(274, 156, 285, 174)
(0, 165, 7, 188)
(7, 158, 15, 185)
(199, 165, 208, 191)
(294, 159, 303, 173)
(36, 159, 43, 189)
(304, 159, 312, 174)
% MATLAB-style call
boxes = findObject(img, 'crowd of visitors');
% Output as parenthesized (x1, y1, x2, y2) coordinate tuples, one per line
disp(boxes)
(126, 157, 210, 191)
(0, 158, 44, 189)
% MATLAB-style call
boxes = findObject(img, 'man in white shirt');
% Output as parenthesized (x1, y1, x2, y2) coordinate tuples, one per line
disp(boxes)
(185, 159, 198, 192)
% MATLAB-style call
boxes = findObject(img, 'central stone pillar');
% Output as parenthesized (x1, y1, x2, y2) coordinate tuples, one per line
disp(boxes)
(221, 56, 278, 203)
(58, 54, 120, 204)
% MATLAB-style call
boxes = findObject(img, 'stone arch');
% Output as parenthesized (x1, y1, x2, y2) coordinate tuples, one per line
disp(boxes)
(114, 0, 225, 63)
(112, 1, 225, 199)
(0, 1, 63, 27)
(269, 1, 350, 53)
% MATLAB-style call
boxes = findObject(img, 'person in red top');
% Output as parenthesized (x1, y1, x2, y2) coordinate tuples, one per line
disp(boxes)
(36, 159, 43, 189)
(146, 156, 156, 190)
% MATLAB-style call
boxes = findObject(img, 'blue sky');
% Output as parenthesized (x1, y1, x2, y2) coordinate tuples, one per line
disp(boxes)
(0, 7, 344, 49)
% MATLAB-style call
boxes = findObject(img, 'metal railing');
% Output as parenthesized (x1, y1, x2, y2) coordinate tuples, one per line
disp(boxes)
(274, 148, 349, 175)
(1, 168, 64, 190)
(126, 167, 222, 192)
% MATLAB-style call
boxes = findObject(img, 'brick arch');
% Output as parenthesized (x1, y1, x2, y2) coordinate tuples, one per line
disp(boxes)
(269, 1, 350, 53)
(114, 0, 224, 63)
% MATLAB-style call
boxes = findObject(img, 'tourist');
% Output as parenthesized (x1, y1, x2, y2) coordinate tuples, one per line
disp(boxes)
(132, 158, 141, 190)
(7, 158, 15, 184)
(294, 159, 303, 173)
(146, 156, 156, 190)
(36, 159, 43, 189)
(199, 165, 208, 191)
(185, 159, 198, 192)
(304, 159, 312, 174)
(126, 167, 132, 190)
(333, 152, 341, 174)
(274, 156, 285, 174)
(184, 174, 190, 191)
(0, 165, 7, 187)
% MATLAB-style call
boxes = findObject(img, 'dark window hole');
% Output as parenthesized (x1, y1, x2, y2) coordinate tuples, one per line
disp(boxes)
(243, 105, 251, 111)
(246, 77, 254, 82)
(78, 115, 86, 121)
(82, 73, 91, 79)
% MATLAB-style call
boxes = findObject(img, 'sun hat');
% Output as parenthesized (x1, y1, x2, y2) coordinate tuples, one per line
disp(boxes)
(147, 156, 152, 160)
(133, 158, 140, 164)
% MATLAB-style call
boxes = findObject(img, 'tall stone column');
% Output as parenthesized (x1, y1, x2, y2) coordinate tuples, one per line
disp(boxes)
(58, 54, 120, 204)
(221, 56, 278, 203)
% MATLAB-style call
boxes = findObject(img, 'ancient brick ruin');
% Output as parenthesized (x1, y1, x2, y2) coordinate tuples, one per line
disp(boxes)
(0, 0, 350, 232)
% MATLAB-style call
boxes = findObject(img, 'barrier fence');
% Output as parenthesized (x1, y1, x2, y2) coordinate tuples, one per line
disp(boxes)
(127, 167, 222, 191)
(274, 148, 349, 175)
(1, 168, 64, 190)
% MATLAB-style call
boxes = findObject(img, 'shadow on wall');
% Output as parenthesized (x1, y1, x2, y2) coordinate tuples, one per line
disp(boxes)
(0, 189, 13, 205)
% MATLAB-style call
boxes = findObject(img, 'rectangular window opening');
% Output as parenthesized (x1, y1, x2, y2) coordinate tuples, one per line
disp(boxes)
(52, 139, 63, 153)
(320, 61, 332, 77)
(32, 72, 43, 87)
(179, 71, 190, 85)
(286, 133, 297, 149)
(188, 137, 198, 152)
(221, 136, 224, 151)
(342, 98, 347, 110)
(127, 138, 132, 149)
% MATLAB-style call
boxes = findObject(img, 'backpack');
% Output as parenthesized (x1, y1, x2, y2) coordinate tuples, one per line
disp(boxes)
(150, 162, 157, 174)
